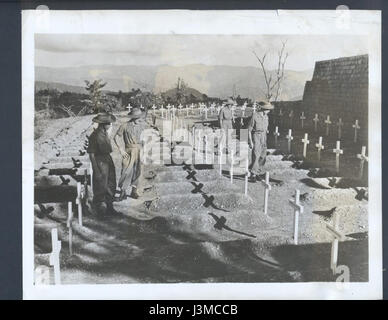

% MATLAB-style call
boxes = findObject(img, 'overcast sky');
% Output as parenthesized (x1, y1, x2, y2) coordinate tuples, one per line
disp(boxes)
(35, 34, 369, 71)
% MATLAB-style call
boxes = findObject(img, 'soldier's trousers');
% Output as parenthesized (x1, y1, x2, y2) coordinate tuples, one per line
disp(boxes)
(92, 154, 116, 204)
(250, 131, 267, 175)
(118, 144, 142, 192)
(220, 121, 234, 150)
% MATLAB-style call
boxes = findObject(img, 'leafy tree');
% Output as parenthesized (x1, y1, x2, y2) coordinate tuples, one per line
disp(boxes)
(84, 79, 107, 113)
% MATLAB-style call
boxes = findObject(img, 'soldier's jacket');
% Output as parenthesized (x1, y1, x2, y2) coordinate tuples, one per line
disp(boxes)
(116, 120, 146, 149)
(87, 126, 113, 156)
(248, 111, 269, 132)
(218, 107, 233, 123)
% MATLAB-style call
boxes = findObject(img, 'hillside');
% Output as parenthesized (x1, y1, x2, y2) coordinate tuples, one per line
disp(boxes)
(36, 64, 313, 100)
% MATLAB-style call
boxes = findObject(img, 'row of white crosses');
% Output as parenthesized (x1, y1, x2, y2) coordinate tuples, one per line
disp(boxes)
(274, 126, 368, 175)
(277, 109, 363, 143)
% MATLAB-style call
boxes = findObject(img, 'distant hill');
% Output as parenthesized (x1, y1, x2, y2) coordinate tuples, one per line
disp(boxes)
(35, 81, 87, 94)
(162, 86, 206, 101)
(35, 64, 313, 100)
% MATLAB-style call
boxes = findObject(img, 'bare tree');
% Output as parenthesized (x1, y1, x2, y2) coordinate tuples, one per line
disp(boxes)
(252, 41, 289, 102)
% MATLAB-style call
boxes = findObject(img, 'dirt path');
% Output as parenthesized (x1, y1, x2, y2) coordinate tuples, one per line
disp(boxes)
(34, 109, 368, 284)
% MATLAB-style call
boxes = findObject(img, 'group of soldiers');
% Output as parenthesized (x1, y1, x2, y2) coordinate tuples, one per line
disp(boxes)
(87, 99, 274, 217)
(87, 106, 147, 217)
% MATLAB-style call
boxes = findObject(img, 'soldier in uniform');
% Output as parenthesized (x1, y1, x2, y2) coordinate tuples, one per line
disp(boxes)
(218, 98, 235, 153)
(114, 107, 147, 200)
(87, 112, 118, 216)
(248, 101, 274, 181)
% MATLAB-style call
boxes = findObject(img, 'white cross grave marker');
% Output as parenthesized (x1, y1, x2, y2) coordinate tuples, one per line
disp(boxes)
(252, 102, 257, 113)
(325, 212, 345, 275)
(279, 109, 284, 126)
(289, 110, 294, 127)
(313, 114, 319, 132)
(67, 201, 73, 256)
(273, 126, 280, 146)
(76, 182, 83, 227)
(300, 112, 306, 129)
(325, 115, 332, 136)
(315, 136, 325, 161)
(357, 146, 368, 179)
(49, 228, 62, 285)
(160, 105, 165, 118)
(152, 104, 157, 115)
(333, 141, 343, 173)
(219, 143, 223, 175)
(288, 189, 304, 245)
(244, 157, 249, 196)
(336, 118, 344, 139)
(230, 151, 234, 184)
(301, 133, 310, 158)
(261, 172, 271, 215)
(286, 129, 293, 153)
(352, 120, 360, 143)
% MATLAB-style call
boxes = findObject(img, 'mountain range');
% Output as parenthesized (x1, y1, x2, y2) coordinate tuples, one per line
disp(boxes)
(35, 64, 313, 101)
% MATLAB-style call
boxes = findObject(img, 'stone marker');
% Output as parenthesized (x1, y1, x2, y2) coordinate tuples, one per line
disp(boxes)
(313, 114, 319, 132)
(289, 189, 304, 245)
(315, 136, 325, 161)
(332, 141, 343, 173)
(357, 146, 368, 179)
(336, 118, 344, 139)
(261, 172, 271, 215)
(324, 115, 332, 136)
(300, 112, 306, 129)
(286, 129, 293, 153)
(352, 119, 360, 143)
(301, 133, 310, 158)
(67, 201, 73, 256)
(325, 212, 345, 275)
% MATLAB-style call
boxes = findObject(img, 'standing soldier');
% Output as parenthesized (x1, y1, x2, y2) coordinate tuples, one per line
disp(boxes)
(87, 112, 118, 216)
(218, 98, 235, 153)
(248, 101, 274, 181)
(114, 107, 147, 200)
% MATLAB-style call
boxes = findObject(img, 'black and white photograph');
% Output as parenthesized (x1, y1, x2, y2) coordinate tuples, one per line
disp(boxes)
(22, 9, 382, 299)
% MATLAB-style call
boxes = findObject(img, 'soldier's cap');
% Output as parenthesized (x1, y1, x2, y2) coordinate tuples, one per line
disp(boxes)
(92, 112, 117, 124)
(257, 101, 274, 110)
(128, 107, 146, 119)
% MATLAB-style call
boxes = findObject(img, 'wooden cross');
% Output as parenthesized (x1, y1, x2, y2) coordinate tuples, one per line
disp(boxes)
(301, 133, 310, 158)
(49, 228, 62, 285)
(313, 114, 319, 132)
(357, 146, 368, 179)
(126, 104, 132, 113)
(288, 189, 304, 245)
(204, 106, 208, 120)
(178, 104, 183, 115)
(315, 136, 324, 161)
(67, 201, 73, 256)
(352, 120, 360, 143)
(186, 105, 189, 117)
(333, 141, 343, 173)
(204, 134, 209, 164)
(325, 212, 345, 275)
(244, 157, 249, 196)
(219, 143, 223, 175)
(324, 115, 332, 136)
(286, 129, 293, 153)
(336, 118, 344, 139)
(289, 110, 294, 127)
(300, 112, 306, 129)
(230, 152, 234, 184)
(160, 105, 165, 118)
(261, 172, 271, 215)
(152, 104, 157, 115)
(252, 103, 257, 113)
(76, 182, 83, 227)
(273, 126, 280, 146)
